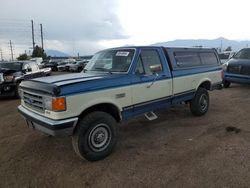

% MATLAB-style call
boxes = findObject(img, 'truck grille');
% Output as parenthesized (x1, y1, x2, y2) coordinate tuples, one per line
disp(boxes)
(227, 65, 240, 74)
(227, 65, 250, 76)
(240, 66, 250, 76)
(23, 91, 45, 112)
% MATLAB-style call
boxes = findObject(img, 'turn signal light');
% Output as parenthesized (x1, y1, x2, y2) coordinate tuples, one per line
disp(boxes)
(52, 97, 66, 111)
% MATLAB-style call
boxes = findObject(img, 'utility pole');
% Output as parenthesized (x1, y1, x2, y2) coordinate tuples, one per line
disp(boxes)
(40, 24, 44, 50)
(31, 20, 35, 50)
(9, 40, 14, 61)
(220, 40, 223, 52)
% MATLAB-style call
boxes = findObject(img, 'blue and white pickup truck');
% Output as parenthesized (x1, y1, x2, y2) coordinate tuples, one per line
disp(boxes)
(18, 46, 222, 161)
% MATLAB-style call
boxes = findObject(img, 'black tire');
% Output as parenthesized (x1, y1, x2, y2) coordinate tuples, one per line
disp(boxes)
(52, 67, 58, 71)
(72, 111, 118, 161)
(223, 80, 231, 88)
(190, 87, 209, 116)
(15, 82, 21, 98)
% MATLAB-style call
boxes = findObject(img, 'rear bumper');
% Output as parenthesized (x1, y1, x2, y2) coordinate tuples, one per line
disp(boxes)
(224, 73, 250, 84)
(18, 105, 78, 136)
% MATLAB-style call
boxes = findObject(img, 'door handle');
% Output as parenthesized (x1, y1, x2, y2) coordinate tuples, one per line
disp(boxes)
(147, 73, 159, 88)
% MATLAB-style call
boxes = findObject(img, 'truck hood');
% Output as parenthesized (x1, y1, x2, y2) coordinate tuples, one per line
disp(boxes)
(20, 72, 132, 96)
(32, 72, 105, 86)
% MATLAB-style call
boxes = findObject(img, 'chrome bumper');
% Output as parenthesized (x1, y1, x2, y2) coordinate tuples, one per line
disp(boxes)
(18, 105, 78, 136)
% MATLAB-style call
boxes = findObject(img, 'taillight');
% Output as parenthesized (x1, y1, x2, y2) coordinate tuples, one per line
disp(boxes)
(221, 70, 224, 80)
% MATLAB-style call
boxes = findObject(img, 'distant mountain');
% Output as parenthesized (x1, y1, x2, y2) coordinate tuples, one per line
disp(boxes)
(45, 49, 69, 57)
(153, 37, 250, 51)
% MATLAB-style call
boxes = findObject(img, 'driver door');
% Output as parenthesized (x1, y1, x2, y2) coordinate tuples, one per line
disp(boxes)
(131, 49, 172, 115)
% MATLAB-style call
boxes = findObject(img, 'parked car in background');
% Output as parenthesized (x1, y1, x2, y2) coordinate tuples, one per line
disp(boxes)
(42, 61, 58, 71)
(223, 48, 250, 87)
(42, 67, 52, 76)
(0, 61, 48, 98)
(30, 57, 43, 68)
(218, 51, 235, 64)
(69, 60, 89, 72)
(57, 62, 68, 71)
(64, 59, 76, 71)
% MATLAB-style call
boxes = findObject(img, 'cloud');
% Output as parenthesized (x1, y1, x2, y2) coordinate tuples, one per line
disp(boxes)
(0, 0, 128, 56)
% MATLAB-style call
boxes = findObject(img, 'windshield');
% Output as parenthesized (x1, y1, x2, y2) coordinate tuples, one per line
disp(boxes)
(234, 48, 250, 59)
(85, 49, 135, 73)
(0, 62, 22, 71)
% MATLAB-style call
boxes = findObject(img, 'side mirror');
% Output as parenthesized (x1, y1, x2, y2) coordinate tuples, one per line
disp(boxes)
(149, 65, 162, 74)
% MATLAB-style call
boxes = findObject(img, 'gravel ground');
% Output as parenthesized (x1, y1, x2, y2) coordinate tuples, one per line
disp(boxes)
(0, 83, 250, 187)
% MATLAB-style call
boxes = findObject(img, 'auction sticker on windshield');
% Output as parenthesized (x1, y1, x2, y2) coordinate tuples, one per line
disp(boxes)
(116, 51, 130, 56)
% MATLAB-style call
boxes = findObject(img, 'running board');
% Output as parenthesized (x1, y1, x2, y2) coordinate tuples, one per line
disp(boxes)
(144, 111, 158, 121)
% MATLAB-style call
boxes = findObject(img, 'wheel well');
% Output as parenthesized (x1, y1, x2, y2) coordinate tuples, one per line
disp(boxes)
(79, 103, 121, 122)
(199, 81, 211, 90)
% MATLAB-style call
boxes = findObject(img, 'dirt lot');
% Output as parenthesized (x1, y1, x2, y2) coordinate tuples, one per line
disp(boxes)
(0, 83, 250, 187)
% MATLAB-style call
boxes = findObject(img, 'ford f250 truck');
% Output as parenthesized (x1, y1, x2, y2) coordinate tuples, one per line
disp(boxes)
(18, 46, 222, 161)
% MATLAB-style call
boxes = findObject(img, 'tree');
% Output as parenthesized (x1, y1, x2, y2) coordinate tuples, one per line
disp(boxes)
(32, 45, 47, 59)
(225, 46, 232, 51)
(17, 53, 29, 60)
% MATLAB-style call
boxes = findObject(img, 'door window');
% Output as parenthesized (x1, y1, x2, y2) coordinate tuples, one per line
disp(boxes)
(23, 64, 31, 72)
(135, 50, 162, 75)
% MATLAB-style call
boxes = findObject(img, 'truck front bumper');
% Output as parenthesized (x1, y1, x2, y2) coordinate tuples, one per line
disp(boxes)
(18, 105, 78, 136)
(0, 83, 16, 97)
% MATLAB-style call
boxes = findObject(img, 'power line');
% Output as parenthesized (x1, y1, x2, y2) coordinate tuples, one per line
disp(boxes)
(0, 19, 46, 59)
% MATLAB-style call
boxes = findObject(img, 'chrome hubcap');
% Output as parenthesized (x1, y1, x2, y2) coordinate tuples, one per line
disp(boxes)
(199, 94, 208, 112)
(88, 123, 111, 152)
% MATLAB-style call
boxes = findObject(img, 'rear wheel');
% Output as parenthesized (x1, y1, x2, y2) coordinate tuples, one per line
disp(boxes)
(223, 80, 231, 88)
(72, 111, 118, 161)
(190, 87, 209, 116)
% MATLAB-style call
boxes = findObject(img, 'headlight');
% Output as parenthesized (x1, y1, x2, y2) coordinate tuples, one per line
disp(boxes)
(44, 96, 52, 111)
(44, 96, 66, 112)
(4, 75, 14, 82)
(222, 63, 228, 71)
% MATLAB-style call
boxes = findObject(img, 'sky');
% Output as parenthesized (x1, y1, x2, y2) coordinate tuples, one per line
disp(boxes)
(0, 0, 250, 59)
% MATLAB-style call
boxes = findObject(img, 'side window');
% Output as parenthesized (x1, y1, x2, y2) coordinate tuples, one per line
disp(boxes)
(174, 52, 201, 67)
(23, 64, 31, 72)
(29, 63, 39, 71)
(135, 50, 162, 75)
(200, 52, 219, 65)
(135, 57, 144, 74)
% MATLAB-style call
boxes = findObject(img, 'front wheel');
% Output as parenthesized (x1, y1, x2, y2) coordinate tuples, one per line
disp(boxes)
(190, 87, 209, 116)
(72, 111, 118, 161)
